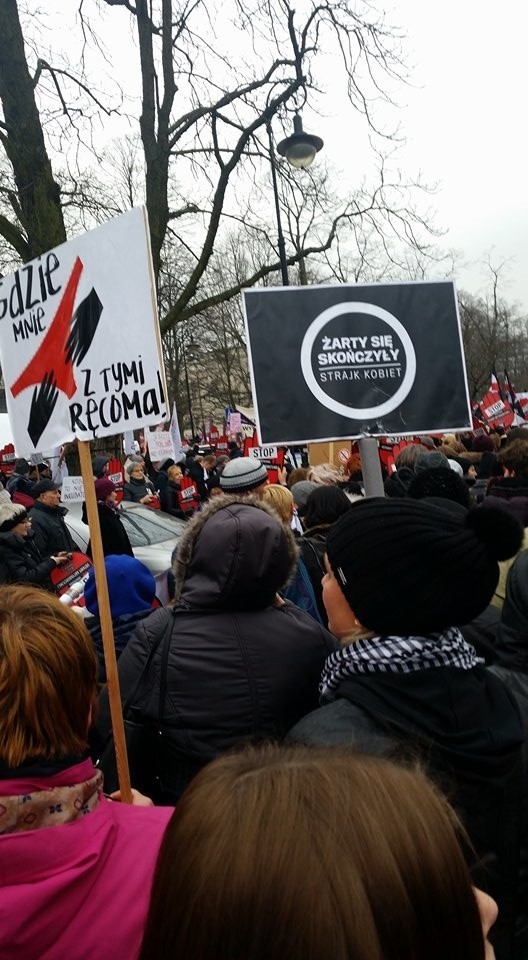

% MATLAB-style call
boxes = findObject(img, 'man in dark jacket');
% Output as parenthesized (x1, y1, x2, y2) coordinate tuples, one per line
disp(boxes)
(94, 496, 337, 803)
(29, 479, 77, 556)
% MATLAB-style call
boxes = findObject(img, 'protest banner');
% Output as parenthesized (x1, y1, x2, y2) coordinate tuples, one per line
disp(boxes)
(244, 431, 284, 483)
(123, 430, 136, 455)
(50, 552, 92, 607)
(0, 442, 16, 476)
(169, 402, 187, 461)
(61, 475, 85, 503)
(0, 207, 167, 456)
(243, 281, 471, 444)
(178, 476, 200, 512)
(145, 427, 175, 462)
(0, 208, 168, 804)
(229, 411, 241, 433)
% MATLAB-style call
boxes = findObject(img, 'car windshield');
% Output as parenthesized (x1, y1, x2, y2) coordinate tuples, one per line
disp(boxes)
(120, 510, 183, 548)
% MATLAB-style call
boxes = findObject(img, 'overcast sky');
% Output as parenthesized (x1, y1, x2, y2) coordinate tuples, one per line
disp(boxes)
(42, 0, 528, 311)
(369, 0, 527, 308)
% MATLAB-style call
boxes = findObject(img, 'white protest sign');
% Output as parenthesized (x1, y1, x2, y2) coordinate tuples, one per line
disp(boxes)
(249, 445, 278, 460)
(123, 430, 135, 455)
(229, 412, 241, 433)
(170, 402, 187, 461)
(145, 427, 175, 462)
(0, 207, 168, 456)
(60, 475, 85, 503)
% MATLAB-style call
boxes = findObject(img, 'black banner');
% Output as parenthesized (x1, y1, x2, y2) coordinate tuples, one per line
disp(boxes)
(243, 282, 471, 443)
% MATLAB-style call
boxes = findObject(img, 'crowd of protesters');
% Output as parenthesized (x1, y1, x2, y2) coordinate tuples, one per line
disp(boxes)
(4, 425, 528, 958)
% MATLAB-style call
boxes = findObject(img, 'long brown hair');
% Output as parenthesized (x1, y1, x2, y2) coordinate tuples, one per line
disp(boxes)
(0, 585, 98, 766)
(139, 745, 485, 960)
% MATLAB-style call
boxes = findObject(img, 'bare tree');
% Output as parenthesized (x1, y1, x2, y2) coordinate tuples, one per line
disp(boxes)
(458, 259, 528, 399)
(0, 0, 434, 334)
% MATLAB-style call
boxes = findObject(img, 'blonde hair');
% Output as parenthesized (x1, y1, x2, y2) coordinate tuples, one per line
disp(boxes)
(168, 465, 183, 482)
(0, 586, 98, 766)
(307, 463, 342, 485)
(261, 484, 294, 523)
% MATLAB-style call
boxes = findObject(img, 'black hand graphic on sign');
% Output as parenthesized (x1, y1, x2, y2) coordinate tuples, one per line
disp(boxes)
(65, 288, 103, 366)
(27, 372, 59, 447)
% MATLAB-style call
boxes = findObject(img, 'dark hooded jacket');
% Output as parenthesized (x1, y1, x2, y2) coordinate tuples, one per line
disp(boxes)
(289, 659, 527, 960)
(94, 496, 337, 802)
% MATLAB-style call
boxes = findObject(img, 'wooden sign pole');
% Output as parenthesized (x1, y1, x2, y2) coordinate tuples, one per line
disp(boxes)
(77, 438, 132, 804)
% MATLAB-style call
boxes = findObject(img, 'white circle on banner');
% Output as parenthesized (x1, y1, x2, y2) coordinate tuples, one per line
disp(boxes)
(300, 302, 417, 419)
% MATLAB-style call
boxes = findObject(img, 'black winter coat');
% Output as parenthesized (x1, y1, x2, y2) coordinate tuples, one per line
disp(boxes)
(95, 500, 337, 802)
(491, 550, 528, 709)
(299, 527, 328, 626)
(123, 476, 156, 503)
(29, 501, 77, 556)
(0, 530, 56, 589)
(87, 503, 134, 559)
(289, 662, 527, 960)
(164, 481, 193, 520)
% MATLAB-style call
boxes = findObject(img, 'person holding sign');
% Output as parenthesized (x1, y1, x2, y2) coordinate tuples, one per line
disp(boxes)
(0, 585, 172, 960)
(0, 503, 69, 589)
(123, 461, 158, 505)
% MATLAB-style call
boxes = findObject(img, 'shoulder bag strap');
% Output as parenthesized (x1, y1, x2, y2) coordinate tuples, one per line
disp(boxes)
(302, 537, 326, 577)
(156, 606, 175, 724)
(121, 607, 175, 717)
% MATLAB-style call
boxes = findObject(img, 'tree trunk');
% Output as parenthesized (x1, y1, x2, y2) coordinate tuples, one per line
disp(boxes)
(0, 0, 66, 259)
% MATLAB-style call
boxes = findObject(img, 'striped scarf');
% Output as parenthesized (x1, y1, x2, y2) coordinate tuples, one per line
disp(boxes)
(320, 627, 483, 702)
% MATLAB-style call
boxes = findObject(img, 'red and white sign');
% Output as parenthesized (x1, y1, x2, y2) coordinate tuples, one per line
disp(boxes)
(50, 552, 92, 607)
(0, 208, 168, 456)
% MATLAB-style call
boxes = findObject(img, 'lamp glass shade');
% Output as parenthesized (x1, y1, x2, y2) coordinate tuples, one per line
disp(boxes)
(284, 142, 317, 168)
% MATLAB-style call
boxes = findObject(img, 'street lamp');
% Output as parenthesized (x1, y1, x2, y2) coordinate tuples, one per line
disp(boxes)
(180, 332, 200, 438)
(268, 111, 324, 286)
(277, 112, 324, 169)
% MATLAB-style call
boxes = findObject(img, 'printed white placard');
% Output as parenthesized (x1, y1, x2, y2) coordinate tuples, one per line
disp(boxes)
(249, 445, 278, 460)
(145, 428, 175, 462)
(60, 475, 85, 503)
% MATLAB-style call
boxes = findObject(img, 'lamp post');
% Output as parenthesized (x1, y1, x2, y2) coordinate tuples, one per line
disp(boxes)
(182, 348, 195, 438)
(179, 330, 196, 438)
(268, 111, 324, 286)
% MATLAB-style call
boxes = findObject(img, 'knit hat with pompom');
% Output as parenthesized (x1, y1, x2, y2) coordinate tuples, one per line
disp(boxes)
(326, 497, 523, 635)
